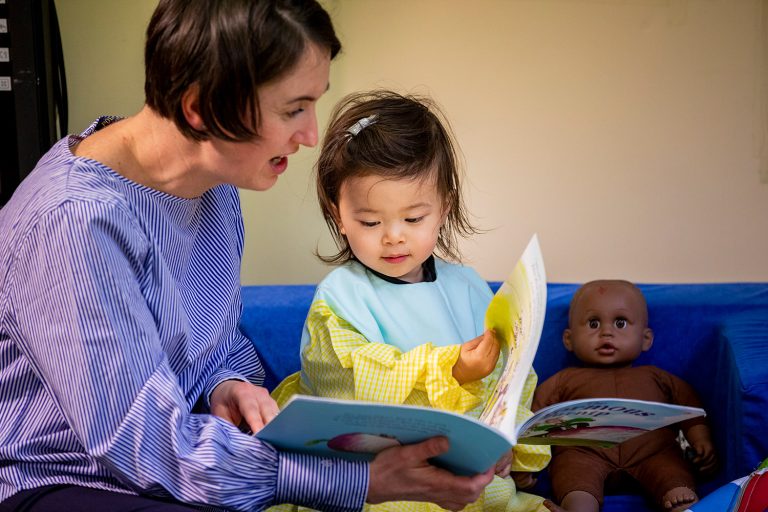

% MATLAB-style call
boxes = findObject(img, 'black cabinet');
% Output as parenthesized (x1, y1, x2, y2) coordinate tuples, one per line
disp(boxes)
(0, 0, 67, 207)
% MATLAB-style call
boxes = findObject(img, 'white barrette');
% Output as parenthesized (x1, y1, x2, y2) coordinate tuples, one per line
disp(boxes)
(346, 114, 378, 137)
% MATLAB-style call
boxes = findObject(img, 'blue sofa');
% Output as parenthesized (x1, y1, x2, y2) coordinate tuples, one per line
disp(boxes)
(240, 282, 768, 511)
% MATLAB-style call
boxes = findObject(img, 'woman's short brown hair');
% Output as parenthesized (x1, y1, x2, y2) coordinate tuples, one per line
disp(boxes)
(144, 0, 340, 142)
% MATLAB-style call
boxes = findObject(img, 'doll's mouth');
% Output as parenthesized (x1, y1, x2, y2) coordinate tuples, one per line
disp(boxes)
(597, 343, 617, 355)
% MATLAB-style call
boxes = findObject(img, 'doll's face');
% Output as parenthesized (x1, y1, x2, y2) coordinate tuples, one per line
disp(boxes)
(563, 281, 654, 368)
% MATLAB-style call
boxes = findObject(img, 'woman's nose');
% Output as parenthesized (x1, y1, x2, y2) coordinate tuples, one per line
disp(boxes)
(292, 110, 318, 148)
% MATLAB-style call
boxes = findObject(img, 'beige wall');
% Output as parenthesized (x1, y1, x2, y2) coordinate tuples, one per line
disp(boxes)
(57, 0, 768, 285)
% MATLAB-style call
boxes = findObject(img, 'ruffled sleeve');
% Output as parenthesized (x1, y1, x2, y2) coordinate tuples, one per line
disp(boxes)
(300, 299, 485, 413)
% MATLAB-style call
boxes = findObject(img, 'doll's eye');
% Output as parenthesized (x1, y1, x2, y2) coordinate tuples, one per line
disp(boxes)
(615, 318, 628, 329)
(588, 319, 600, 329)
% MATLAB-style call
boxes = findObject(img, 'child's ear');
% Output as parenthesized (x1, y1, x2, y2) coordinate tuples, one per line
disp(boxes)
(181, 84, 206, 131)
(562, 329, 574, 352)
(641, 327, 654, 352)
(330, 204, 345, 235)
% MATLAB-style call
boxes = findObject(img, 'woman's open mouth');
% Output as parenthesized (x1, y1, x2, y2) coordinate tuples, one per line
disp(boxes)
(270, 156, 288, 174)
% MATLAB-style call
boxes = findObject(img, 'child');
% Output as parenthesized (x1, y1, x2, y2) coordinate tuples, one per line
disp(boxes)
(533, 280, 717, 512)
(271, 90, 551, 512)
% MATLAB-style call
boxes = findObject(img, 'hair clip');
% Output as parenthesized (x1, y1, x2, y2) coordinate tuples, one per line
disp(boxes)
(346, 114, 378, 137)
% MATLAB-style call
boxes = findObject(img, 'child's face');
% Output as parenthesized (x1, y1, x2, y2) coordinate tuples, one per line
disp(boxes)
(563, 282, 654, 368)
(335, 173, 444, 283)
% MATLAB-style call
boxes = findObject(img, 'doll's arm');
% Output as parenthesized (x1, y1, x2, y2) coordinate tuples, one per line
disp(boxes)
(684, 423, 717, 474)
(302, 299, 485, 413)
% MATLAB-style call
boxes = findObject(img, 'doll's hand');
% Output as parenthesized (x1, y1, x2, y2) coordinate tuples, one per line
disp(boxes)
(511, 471, 537, 490)
(685, 424, 717, 475)
(452, 330, 500, 385)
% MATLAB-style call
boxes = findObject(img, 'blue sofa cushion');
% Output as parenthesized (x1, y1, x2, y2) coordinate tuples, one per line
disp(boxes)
(239, 282, 768, 511)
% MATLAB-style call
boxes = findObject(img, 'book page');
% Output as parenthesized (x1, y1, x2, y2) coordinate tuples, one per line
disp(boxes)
(516, 398, 705, 447)
(478, 234, 547, 443)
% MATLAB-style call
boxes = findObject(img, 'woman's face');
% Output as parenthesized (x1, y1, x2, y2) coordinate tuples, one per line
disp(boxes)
(206, 42, 331, 191)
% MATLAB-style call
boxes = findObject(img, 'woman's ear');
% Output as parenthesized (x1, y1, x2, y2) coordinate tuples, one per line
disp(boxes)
(641, 327, 654, 352)
(562, 329, 574, 352)
(181, 84, 206, 131)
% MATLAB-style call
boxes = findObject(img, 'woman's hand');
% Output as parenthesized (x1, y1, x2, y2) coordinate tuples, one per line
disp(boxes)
(210, 380, 279, 434)
(452, 330, 500, 385)
(368, 437, 494, 511)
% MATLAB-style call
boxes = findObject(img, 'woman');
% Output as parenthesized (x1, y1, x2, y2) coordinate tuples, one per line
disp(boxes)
(0, 1, 493, 511)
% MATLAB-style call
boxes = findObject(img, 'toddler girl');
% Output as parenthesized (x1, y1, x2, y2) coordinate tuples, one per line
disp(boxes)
(272, 90, 550, 512)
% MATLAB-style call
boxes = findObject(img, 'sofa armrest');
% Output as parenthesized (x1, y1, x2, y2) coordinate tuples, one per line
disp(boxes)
(714, 314, 768, 482)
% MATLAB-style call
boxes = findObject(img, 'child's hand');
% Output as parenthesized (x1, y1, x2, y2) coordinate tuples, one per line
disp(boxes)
(511, 471, 537, 490)
(452, 330, 500, 385)
(685, 424, 717, 475)
(494, 449, 513, 477)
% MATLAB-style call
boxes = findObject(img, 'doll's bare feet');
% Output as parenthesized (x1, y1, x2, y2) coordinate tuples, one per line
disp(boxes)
(543, 491, 599, 512)
(543, 500, 567, 512)
(662, 486, 698, 512)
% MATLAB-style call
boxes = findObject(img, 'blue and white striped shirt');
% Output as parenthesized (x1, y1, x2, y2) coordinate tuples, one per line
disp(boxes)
(0, 118, 368, 511)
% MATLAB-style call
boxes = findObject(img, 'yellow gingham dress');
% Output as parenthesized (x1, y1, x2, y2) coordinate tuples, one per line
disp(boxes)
(268, 261, 550, 511)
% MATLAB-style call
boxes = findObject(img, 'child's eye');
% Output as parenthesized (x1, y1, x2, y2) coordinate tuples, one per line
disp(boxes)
(360, 220, 379, 227)
(405, 216, 425, 224)
(588, 319, 600, 329)
(614, 318, 628, 329)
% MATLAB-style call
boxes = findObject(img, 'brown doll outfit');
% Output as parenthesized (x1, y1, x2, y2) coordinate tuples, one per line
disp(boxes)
(532, 366, 707, 507)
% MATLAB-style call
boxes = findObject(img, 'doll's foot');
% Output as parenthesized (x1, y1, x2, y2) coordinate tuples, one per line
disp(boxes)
(662, 486, 698, 512)
(542, 500, 567, 512)
(543, 492, 599, 512)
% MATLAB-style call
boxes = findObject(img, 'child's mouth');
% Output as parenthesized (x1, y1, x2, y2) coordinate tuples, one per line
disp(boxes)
(382, 255, 407, 264)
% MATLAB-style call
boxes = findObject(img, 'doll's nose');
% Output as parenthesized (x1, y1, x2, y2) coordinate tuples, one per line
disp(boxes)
(599, 325, 614, 337)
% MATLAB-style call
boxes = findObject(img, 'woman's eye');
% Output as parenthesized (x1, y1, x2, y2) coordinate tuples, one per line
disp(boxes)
(588, 319, 600, 329)
(405, 216, 424, 224)
(286, 108, 305, 118)
(615, 318, 628, 329)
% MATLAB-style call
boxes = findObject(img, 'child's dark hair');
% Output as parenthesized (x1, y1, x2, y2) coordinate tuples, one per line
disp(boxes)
(144, 0, 340, 142)
(316, 90, 478, 265)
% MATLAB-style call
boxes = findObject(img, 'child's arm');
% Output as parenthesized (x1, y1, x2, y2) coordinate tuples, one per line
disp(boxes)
(302, 299, 489, 413)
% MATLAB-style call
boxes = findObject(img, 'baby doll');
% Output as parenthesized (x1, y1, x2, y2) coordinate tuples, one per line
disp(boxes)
(533, 280, 717, 512)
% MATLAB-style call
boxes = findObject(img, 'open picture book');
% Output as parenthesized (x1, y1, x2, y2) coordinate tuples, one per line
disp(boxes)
(256, 235, 705, 475)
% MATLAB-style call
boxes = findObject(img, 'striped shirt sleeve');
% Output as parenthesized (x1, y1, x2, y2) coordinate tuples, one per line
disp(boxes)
(6, 200, 367, 511)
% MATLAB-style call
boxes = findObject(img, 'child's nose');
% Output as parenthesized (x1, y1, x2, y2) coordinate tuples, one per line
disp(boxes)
(382, 225, 405, 245)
